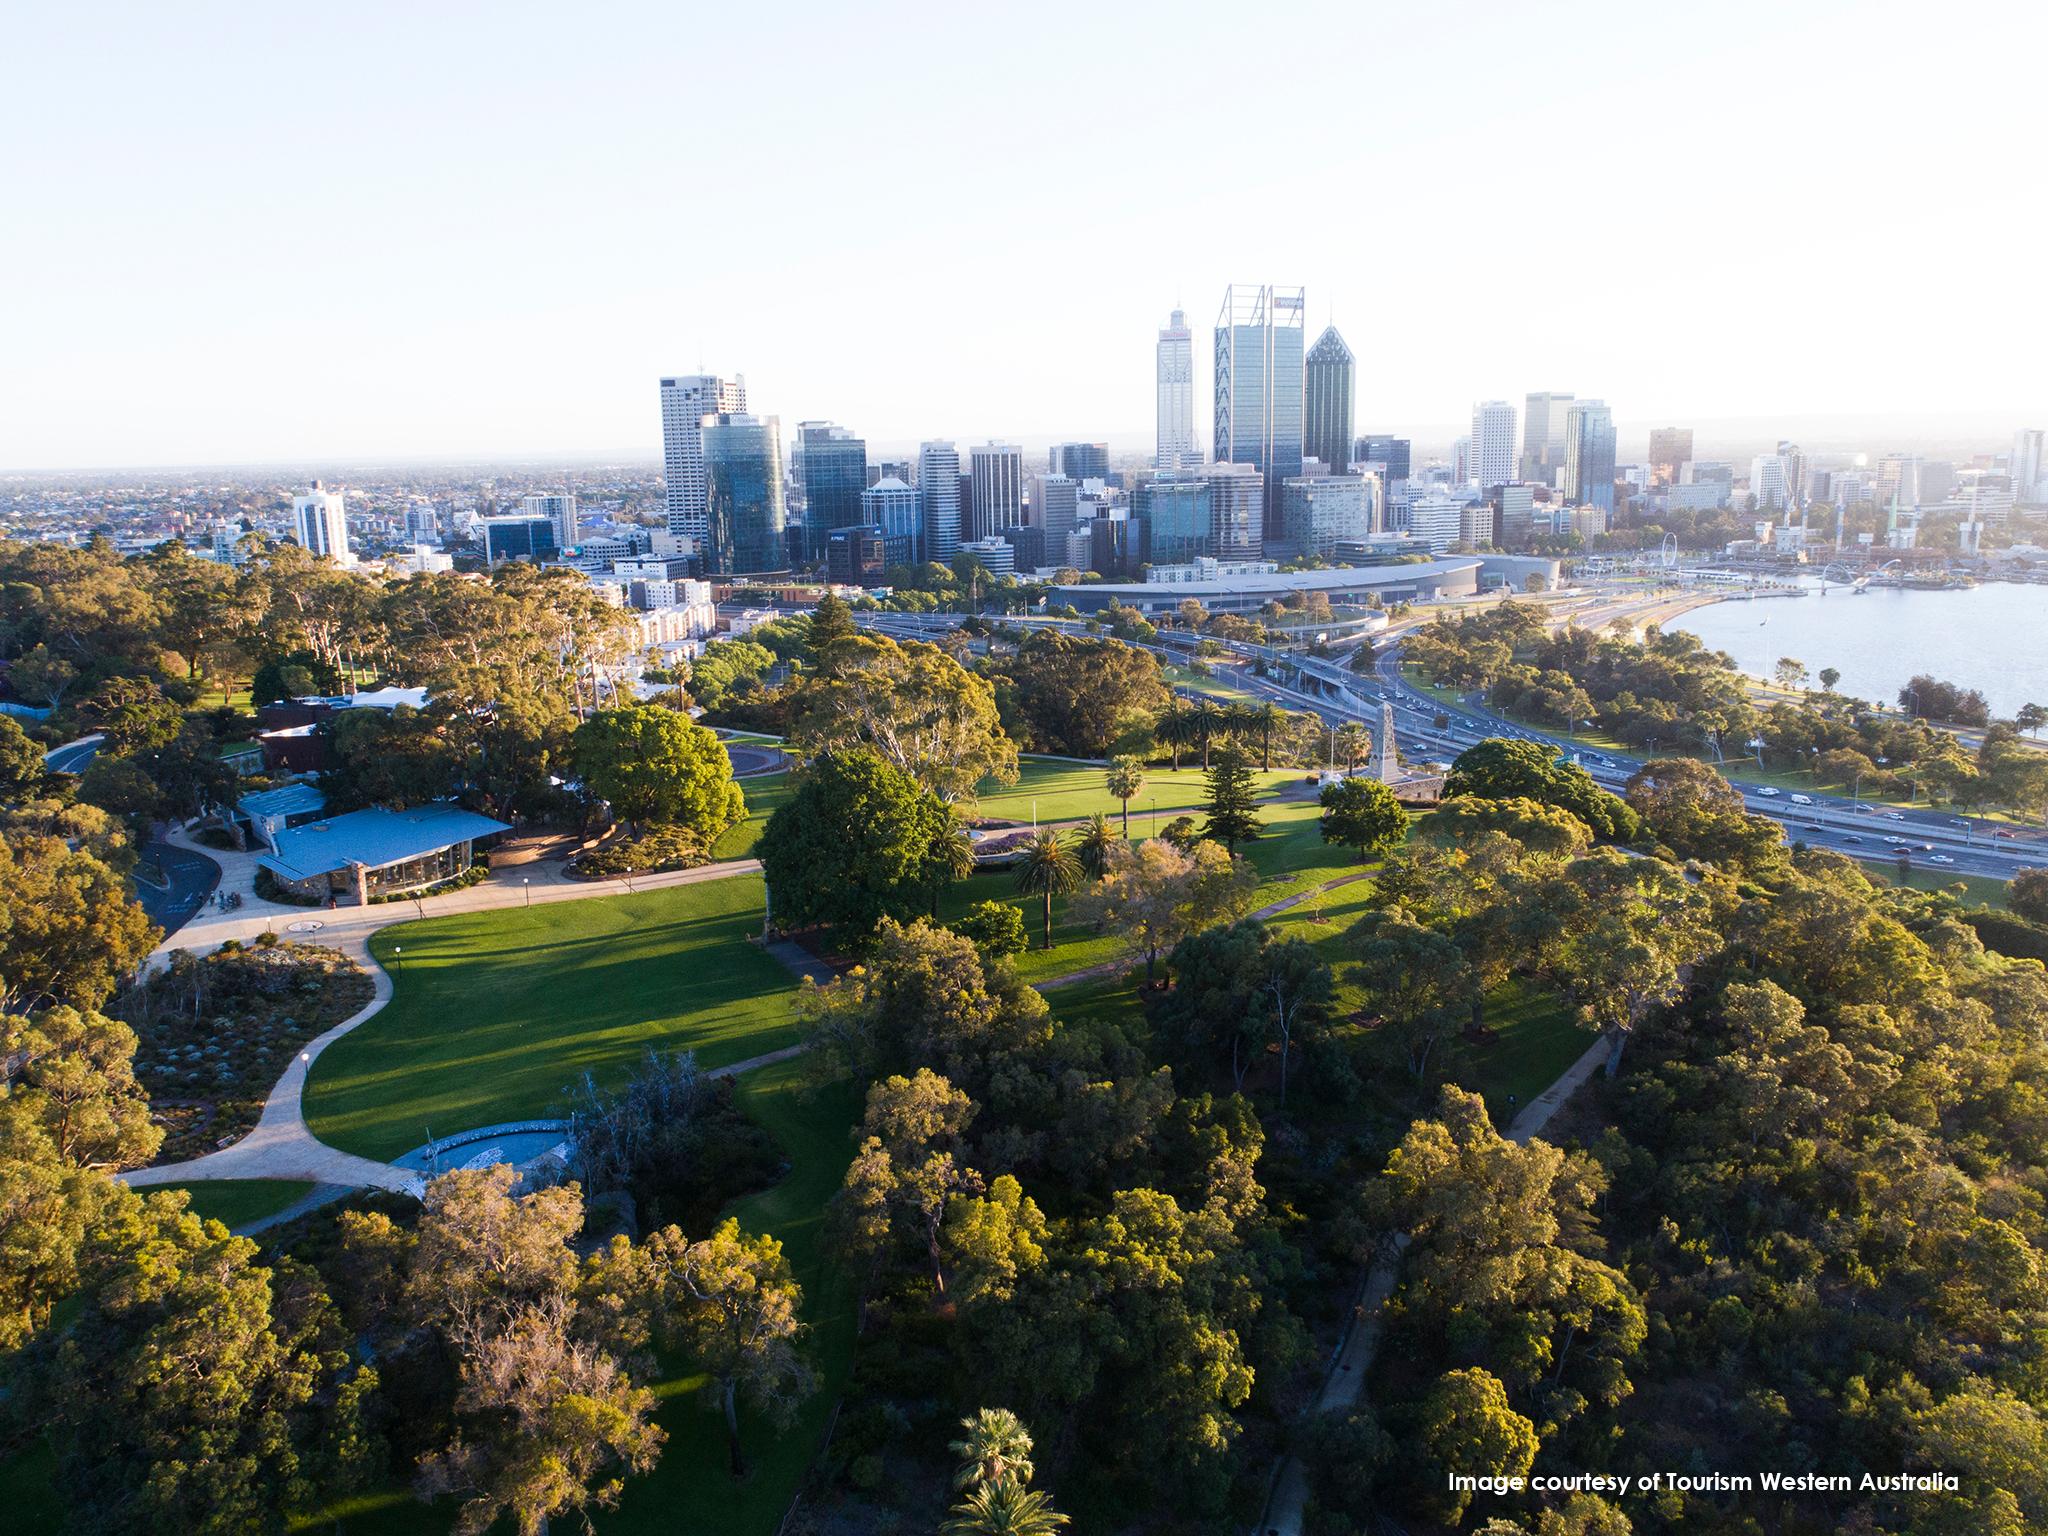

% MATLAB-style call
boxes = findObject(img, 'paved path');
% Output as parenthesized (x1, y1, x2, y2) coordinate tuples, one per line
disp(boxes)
(1256, 1031, 1612, 1536)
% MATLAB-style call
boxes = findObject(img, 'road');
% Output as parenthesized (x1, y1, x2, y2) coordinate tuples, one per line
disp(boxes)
(41, 731, 104, 774)
(132, 839, 222, 937)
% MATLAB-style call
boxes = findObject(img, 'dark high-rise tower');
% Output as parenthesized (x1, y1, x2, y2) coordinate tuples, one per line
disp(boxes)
(703, 412, 787, 574)
(793, 421, 867, 559)
(1214, 284, 1305, 539)
(1303, 326, 1355, 476)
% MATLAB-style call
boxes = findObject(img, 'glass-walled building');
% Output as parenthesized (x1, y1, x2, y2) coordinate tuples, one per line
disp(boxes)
(1304, 326, 1354, 478)
(794, 421, 867, 559)
(1214, 284, 1305, 540)
(703, 413, 788, 574)
(1134, 474, 1214, 566)
(860, 476, 921, 566)
(1563, 400, 1617, 514)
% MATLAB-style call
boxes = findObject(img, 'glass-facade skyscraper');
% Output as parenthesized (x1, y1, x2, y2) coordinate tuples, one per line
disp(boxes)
(1303, 326, 1355, 477)
(1563, 400, 1617, 515)
(794, 421, 867, 559)
(703, 412, 787, 574)
(1048, 442, 1109, 482)
(1520, 392, 1573, 484)
(1213, 285, 1305, 539)
(659, 373, 746, 550)
(1133, 475, 1214, 566)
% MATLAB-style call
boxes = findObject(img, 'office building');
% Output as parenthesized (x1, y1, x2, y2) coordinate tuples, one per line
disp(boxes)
(2013, 428, 2046, 502)
(1156, 306, 1196, 471)
(1562, 400, 1617, 514)
(1088, 515, 1141, 579)
(825, 525, 887, 586)
(1647, 427, 1693, 485)
(1206, 462, 1265, 561)
(958, 537, 1016, 577)
(917, 441, 963, 561)
(794, 422, 867, 558)
(1667, 481, 1728, 512)
(1570, 505, 1609, 541)
(1749, 454, 1790, 512)
(1408, 492, 1466, 554)
(1470, 400, 1517, 489)
(659, 373, 746, 547)
(404, 501, 441, 545)
(1281, 474, 1373, 557)
(1683, 460, 1733, 485)
(1460, 503, 1497, 549)
(1520, 392, 1573, 483)
(1000, 524, 1048, 571)
(480, 516, 560, 565)
(1134, 474, 1214, 566)
(1029, 472, 1079, 541)
(702, 412, 787, 574)
(1214, 284, 1306, 537)
(1492, 482, 1539, 545)
(519, 494, 578, 548)
(1355, 434, 1412, 486)
(1049, 442, 1109, 481)
(1304, 326, 1356, 478)
(860, 477, 921, 565)
(969, 443, 1024, 540)
(292, 481, 351, 564)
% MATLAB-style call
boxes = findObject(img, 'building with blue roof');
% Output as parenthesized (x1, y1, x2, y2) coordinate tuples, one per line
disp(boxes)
(237, 782, 329, 852)
(257, 803, 511, 904)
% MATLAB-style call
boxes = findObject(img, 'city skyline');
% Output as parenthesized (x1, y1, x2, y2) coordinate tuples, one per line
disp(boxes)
(3, 1, 2042, 471)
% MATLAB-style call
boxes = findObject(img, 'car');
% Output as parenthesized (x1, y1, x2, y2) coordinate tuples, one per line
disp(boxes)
(1855, 804, 1879, 814)
(1885, 812, 1906, 822)
(1949, 819, 1969, 829)
(1929, 854, 1956, 865)
(1883, 835, 1908, 845)
(1789, 793, 1813, 805)
(1756, 786, 1781, 798)
(1994, 830, 2020, 840)
(1843, 835, 1863, 845)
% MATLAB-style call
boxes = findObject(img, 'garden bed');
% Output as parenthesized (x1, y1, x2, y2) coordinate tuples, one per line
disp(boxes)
(118, 939, 376, 1162)
(567, 823, 713, 878)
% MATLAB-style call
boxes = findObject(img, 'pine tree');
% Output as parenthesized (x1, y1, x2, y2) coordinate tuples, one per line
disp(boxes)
(1201, 745, 1263, 852)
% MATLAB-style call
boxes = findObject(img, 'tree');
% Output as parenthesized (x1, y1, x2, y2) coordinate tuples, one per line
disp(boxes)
(1818, 666, 1842, 693)
(1319, 776, 1406, 862)
(785, 633, 1017, 801)
(1160, 920, 1333, 1099)
(82, 676, 185, 758)
(1071, 837, 1258, 981)
(2010, 868, 2048, 927)
(949, 1406, 1037, 1491)
(954, 899, 1027, 960)
(1249, 701, 1285, 769)
(1075, 811, 1117, 879)
(1623, 756, 1786, 871)
(1347, 908, 1481, 1081)
(652, 1219, 816, 1475)
(988, 630, 1170, 757)
(573, 704, 746, 838)
(1104, 754, 1146, 836)
(0, 826, 160, 1014)
(2017, 702, 2048, 739)
(1201, 745, 1263, 852)
(1418, 1369, 1539, 1523)
(1445, 737, 1640, 842)
(758, 748, 960, 937)
(0, 712, 44, 803)
(1773, 656, 1808, 691)
(806, 589, 859, 660)
(1412, 794, 1592, 858)
(1335, 721, 1371, 771)
(1, 1005, 162, 1169)
(1015, 829, 1083, 949)
(941, 1479, 1071, 1535)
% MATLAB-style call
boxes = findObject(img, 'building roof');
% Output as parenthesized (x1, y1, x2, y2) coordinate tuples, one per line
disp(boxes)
(258, 803, 511, 883)
(1058, 558, 1481, 599)
(237, 782, 327, 820)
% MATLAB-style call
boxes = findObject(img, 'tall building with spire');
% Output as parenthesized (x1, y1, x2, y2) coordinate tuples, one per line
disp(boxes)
(1156, 307, 1195, 471)
(1303, 326, 1355, 476)
(660, 373, 746, 550)
(1213, 284, 1306, 539)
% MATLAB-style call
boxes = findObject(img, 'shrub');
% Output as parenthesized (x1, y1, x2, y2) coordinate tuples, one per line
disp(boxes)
(573, 823, 712, 878)
(1963, 910, 2048, 964)
(952, 899, 1027, 959)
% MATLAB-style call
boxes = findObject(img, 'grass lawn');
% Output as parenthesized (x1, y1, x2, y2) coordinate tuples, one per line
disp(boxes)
(304, 876, 802, 1162)
(715, 772, 792, 860)
(1879, 867, 2012, 910)
(160, 1179, 316, 1230)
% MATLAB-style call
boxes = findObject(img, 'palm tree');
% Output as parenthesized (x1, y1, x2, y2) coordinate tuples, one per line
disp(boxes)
(1250, 701, 1285, 769)
(927, 816, 976, 917)
(1336, 722, 1371, 772)
(1192, 698, 1226, 769)
(1104, 754, 1146, 836)
(948, 1408, 1036, 1491)
(1014, 830, 1082, 949)
(1156, 700, 1192, 770)
(1076, 812, 1117, 879)
(940, 1481, 1070, 1536)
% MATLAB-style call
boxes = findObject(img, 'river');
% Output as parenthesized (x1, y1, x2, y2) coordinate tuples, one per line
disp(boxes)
(1670, 579, 2048, 719)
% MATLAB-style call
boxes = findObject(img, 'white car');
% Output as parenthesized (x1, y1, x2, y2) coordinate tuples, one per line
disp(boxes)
(1883, 835, 1909, 845)
(1789, 793, 1813, 805)
(1885, 812, 1906, 822)
(1756, 786, 1781, 798)
(1928, 854, 1957, 865)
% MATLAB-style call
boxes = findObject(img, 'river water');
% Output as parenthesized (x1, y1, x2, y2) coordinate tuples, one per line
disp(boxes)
(1669, 580, 2048, 719)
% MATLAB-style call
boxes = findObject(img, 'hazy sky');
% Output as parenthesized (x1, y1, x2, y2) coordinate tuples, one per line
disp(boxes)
(3, 0, 2042, 470)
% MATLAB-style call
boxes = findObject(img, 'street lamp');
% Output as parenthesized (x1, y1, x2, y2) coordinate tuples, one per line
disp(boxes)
(522, 876, 531, 907)
(392, 945, 402, 973)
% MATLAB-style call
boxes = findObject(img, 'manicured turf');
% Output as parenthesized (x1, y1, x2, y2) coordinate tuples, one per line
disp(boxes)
(1881, 867, 2012, 910)
(714, 772, 792, 860)
(304, 876, 803, 1162)
(160, 1179, 315, 1230)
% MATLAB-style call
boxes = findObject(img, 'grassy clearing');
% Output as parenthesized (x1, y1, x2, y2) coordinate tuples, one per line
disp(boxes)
(160, 1179, 316, 1230)
(1879, 867, 2012, 910)
(304, 877, 802, 1163)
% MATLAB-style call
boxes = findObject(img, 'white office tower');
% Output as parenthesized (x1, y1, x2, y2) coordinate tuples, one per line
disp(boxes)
(659, 373, 746, 547)
(969, 443, 1024, 540)
(1029, 472, 1079, 541)
(292, 481, 352, 565)
(918, 441, 963, 561)
(1520, 392, 1573, 482)
(1470, 400, 1517, 489)
(1156, 306, 1196, 471)
(2015, 429, 2047, 503)
(404, 501, 441, 545)
(1749, 454, 1790, 512)
(520, 493, 579, 547)
(1408, 491, 1465, 554)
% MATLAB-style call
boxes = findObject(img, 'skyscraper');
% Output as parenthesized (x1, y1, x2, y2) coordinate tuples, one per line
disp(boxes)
(2015, 429, 2047, 502)
(1303, 326, 1355, 480)
(1156, 307, 1195, 472)
(1470, 400, 1517, 489)
(794, 421, 867, 557)
(702, 412, 786, 574)
(1205, 462, 1264, 560)
(1213, 284, 1306, 538)
(1029, 472, 1079, 542)
(1562, 400, 1617, 514)
(1520, 391, 1573, 483)
(1048, 442, 1109, 482)
(1646, 427, 1693, 485)
(660, 373, 746, 548)
(917, 441, 962, 562)
(292, 481, 351, 564)
(1133, 474, 1214, 566)
(860, 477, 921, 566)
(969, 443, 1024, 540)
(519, 493, 578, 548)
(1354, 435, 1412, 485)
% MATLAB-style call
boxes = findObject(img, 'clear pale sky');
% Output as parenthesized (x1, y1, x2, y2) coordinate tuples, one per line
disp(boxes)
(3, 0, 2041, 470)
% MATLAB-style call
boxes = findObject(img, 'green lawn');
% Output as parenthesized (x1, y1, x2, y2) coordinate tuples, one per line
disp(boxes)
(1880, 867, 2012, 910)
(304, 877, 803, 1162)
(160, 1179, 315, 1230)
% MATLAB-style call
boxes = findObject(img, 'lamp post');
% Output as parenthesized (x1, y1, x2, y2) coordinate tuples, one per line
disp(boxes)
(392, 945, 402, 974)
